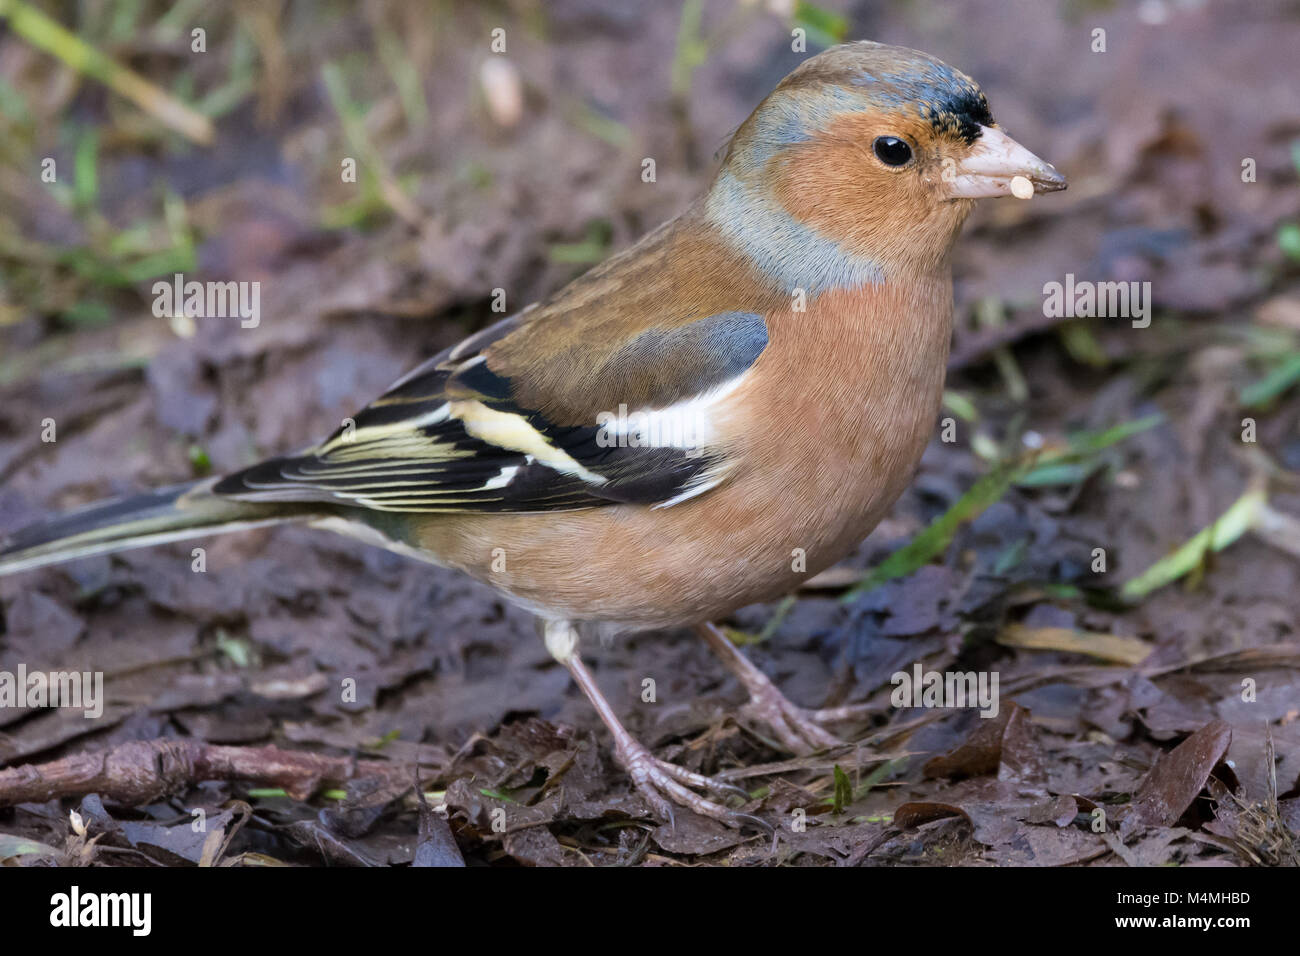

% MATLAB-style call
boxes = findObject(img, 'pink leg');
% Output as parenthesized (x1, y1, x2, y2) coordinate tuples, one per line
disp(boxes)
(694, 622, 843, 754)
(544, 620, 767, 830)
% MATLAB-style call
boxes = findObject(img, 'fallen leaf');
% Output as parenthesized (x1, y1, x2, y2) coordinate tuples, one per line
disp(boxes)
(1127, 720, 1234, 831)
(999, 624, 1153, 665)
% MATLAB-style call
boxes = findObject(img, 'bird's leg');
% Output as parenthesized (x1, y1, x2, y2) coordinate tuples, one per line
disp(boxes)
(694, 622, 843, 755)
(543, 620, 766, 830)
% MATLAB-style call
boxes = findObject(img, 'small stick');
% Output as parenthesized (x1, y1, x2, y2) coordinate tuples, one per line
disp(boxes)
(0, 739, 415, 807)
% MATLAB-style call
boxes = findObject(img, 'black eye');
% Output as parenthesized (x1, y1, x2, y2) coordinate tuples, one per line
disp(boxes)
(873, 136, 912, 167)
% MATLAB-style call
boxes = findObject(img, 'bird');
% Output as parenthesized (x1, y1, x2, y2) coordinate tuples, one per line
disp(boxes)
(0, 41, 1065, 828)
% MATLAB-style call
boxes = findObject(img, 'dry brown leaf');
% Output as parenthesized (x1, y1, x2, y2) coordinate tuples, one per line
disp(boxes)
(999, 624, 1153, 666)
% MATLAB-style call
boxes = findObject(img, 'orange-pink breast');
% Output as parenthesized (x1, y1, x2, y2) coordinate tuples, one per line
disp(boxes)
(409, 279, 953, 629)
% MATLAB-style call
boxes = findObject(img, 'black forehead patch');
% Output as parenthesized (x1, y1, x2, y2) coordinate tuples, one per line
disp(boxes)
(850, 61, 992, 144)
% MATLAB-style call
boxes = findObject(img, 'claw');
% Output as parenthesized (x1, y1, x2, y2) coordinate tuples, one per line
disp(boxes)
(738, 682, 843, 756)
(654, 759, 752, 802)
(554, 626, 772, 832)
(694, 622, 844, 757)
(619, 737, 766, 831)
(729, 812, 775, 835)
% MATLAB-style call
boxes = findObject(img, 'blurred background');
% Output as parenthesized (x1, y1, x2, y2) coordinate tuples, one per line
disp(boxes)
(0, 0, 1298, 866)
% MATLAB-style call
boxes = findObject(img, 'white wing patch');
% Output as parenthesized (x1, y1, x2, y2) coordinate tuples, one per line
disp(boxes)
(216, 335, 756, 512)
(597, 373, 746, 452)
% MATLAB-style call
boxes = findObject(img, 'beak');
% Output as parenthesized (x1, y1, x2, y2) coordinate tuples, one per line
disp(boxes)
(945, 125, 1066, 199)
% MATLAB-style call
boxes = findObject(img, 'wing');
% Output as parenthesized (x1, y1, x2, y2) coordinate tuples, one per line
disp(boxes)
(211, 306, 770, 514)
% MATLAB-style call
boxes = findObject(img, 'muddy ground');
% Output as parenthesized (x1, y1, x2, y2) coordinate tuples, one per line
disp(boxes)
(1, 0, 1299, 866)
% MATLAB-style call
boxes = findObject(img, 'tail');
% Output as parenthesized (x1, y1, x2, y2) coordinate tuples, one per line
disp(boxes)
(0, 480, 305, 576)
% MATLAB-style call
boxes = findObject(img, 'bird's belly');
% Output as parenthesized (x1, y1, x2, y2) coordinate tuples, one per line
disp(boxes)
(402, 283, 951, 629)
(406, 385, 941, 628)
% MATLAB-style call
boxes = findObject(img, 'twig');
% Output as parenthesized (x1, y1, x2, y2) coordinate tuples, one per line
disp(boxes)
(0, 739, 412, 807)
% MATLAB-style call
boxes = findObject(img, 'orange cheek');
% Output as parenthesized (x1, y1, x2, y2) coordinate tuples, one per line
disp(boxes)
(771, 139, 922, 256)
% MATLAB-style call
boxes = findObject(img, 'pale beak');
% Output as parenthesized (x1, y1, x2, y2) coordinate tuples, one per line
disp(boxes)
(945, 125, 1066, 199)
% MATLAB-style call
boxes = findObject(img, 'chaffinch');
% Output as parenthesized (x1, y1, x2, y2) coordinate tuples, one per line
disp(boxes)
(0, 41, 1065, 828)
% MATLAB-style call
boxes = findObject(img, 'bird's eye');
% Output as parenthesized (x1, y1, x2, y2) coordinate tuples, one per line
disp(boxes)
(872, 136, 913, 167)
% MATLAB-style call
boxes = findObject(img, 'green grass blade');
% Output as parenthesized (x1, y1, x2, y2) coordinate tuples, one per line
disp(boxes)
(1120, 487, 1266, 601)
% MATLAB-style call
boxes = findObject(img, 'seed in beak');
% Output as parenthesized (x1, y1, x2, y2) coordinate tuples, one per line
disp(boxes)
(1010, 175, 1034, 200)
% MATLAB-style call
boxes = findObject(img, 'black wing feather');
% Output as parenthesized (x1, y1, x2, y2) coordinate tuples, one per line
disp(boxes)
(213, 310, 766, 513)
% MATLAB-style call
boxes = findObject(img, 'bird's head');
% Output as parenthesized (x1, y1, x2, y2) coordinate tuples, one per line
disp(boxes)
(707, 41, 1066, 289)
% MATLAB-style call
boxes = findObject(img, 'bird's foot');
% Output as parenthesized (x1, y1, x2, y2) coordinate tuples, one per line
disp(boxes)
(616, 736, 770, 832)
(740, 681, 844, 756)
(693, 622, 843, 756)
(548, 622, 770, 833)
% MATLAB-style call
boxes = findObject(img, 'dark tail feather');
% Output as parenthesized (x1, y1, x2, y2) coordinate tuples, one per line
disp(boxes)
(0, 481, 302, 576)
